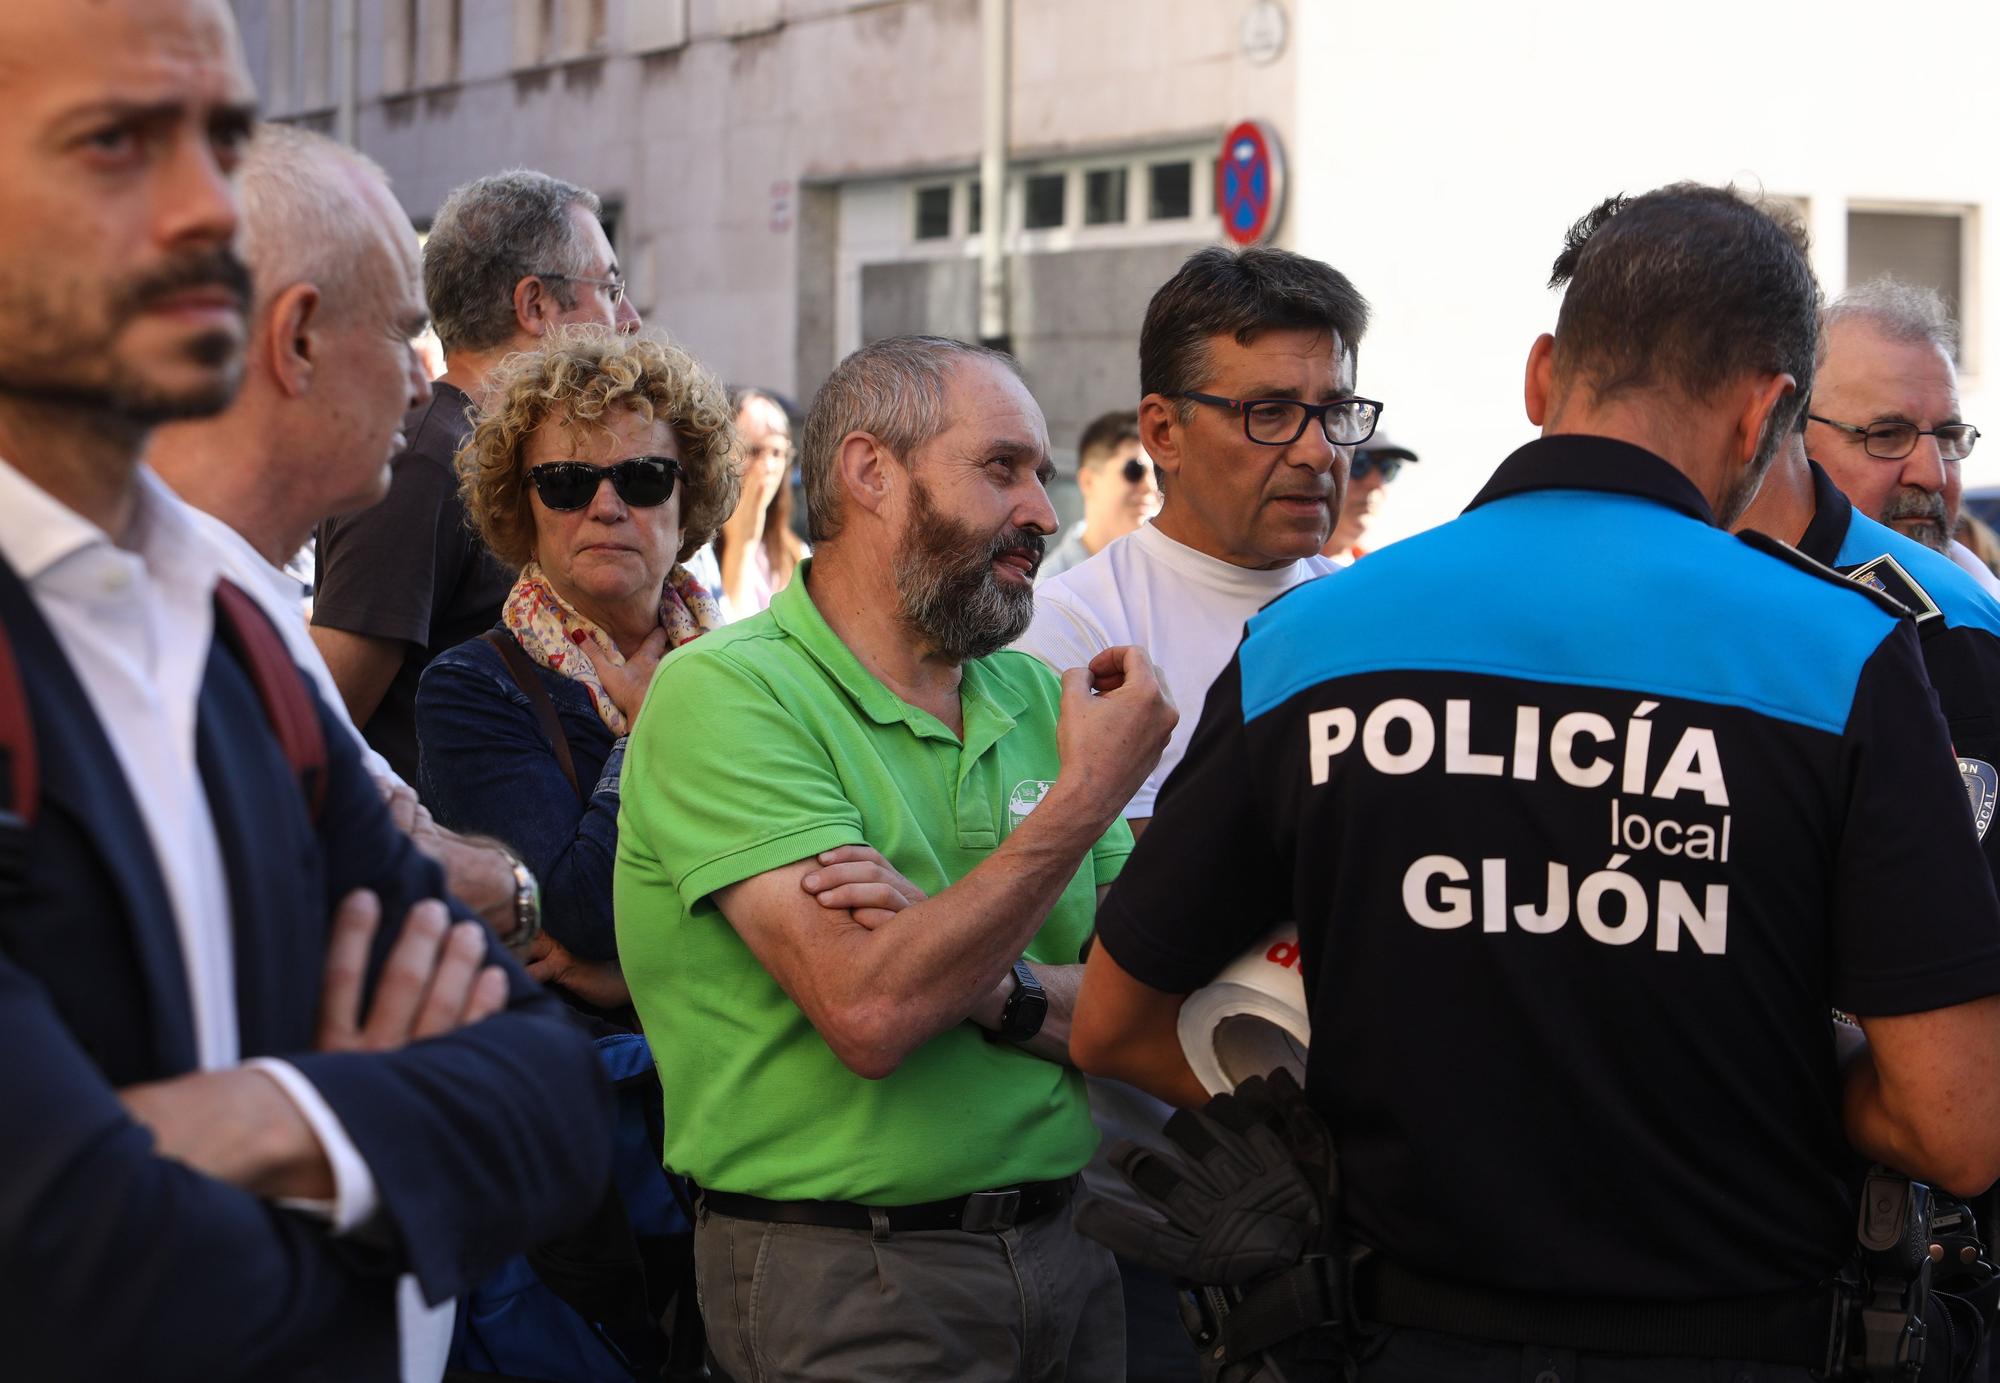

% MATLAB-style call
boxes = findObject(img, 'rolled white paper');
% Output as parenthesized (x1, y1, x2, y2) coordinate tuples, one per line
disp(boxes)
(1176, 926, 1312, 1096)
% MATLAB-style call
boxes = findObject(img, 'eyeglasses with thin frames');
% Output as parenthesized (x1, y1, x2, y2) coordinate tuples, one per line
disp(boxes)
(534, 272, 628, 306)
(1807, 413, 1980, 463)
(1173, 391, 1384, 447)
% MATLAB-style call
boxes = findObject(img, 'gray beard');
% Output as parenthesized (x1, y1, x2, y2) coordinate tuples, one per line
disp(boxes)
(892, 482, 1042, 662)
(1881, 487, 1951, 553)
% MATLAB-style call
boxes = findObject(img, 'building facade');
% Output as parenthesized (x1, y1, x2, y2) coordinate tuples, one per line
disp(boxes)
(231, 0, 1998, 543)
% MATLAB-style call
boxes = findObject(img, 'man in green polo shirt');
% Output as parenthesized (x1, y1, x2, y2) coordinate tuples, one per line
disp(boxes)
(615, 334, 1177, 1381)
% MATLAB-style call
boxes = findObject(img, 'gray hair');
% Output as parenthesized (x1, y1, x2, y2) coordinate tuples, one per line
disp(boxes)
(239, 122, 395, 312)
(798, 335, 1022, 543)
(423, 169, 600, 356)
(1826, 276, 1959, 360)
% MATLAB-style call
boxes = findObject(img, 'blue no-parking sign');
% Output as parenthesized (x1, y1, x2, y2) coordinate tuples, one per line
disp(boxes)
(1217, 119, 1286, 246)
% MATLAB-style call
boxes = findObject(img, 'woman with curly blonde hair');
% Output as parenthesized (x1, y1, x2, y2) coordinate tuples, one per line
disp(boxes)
(416, 324, 739, 1002)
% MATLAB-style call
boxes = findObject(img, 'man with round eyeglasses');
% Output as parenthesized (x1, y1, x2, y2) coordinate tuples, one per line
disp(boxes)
(1322, 432, 1419, 566)
(1737, 279, 2000, 889)
(1014, 244, 1372, 1381)
(1038, 410, 1161, 583)
(1806, 279, 1981, 567)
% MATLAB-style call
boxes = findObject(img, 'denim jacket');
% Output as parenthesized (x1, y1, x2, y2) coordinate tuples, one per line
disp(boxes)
(416, 628, 624, 960)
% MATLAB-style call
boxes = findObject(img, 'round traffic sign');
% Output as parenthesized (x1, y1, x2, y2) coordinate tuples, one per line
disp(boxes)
(1217, 119, 1285, 247)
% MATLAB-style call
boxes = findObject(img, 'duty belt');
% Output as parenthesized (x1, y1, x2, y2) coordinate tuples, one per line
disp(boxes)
(1356, 1259, 1836, 1364)
(697, 1174, 1078, 1235)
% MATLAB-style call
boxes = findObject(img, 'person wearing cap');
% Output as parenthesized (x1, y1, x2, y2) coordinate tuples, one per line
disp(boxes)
(1322, 432, 1417, 565)
(1013, 244, 1372, 1382)
(1038, 410, 1161, 583)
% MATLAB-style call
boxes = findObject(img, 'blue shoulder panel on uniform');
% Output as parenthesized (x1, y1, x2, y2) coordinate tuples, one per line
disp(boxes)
(1837, 510, 2000, 636)
(1239, 489, 1899, 733)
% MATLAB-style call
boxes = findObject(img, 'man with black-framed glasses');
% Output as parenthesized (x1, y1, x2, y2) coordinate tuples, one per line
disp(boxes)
(311, 168, 640, 787)
(1015, 243, 1371, 1382)
(1019, 245, 1372, 838)
(1322, 432, 1419, 566)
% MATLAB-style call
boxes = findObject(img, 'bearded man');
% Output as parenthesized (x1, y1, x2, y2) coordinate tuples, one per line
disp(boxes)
(613, 334, 1177, 1382)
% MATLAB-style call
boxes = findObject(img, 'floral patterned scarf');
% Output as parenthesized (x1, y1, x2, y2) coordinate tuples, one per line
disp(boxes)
(502, 561, 723, 734)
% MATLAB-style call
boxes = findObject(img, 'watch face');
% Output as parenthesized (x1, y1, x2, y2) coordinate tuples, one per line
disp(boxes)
(1003, 963, 1048, 1041)
(1014, 988, 1048, 1036)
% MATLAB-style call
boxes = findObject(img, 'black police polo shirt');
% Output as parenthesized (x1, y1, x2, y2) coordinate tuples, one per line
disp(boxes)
(1098, 435, 2000, 1301)
(1796, 458, 2000, 877)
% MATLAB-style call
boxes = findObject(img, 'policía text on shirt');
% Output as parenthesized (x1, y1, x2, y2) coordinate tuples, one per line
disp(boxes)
(1308, 695, 1732, 955)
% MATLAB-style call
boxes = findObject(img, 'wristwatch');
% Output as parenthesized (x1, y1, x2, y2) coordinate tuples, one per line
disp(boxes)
(503, 851, 542, 951)
(993, 959, 1047, 1044)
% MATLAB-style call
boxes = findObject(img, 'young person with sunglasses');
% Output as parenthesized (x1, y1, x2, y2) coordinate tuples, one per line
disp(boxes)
(1322, 432, 1418, 566)
(1038, 410, 1161, 583)
(415, 326, 740, 1006)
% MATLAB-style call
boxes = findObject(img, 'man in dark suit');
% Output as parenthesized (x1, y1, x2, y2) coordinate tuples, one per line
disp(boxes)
(0, 2, 612, 1378)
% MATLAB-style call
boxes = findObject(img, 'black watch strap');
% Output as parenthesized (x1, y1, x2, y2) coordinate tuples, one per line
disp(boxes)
(995, 958, 1047, 1044)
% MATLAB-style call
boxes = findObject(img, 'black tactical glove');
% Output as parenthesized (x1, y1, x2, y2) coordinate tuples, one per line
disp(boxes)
(1229, 1070, 1336, 1226)
(1074, 1073, 1325, 1285)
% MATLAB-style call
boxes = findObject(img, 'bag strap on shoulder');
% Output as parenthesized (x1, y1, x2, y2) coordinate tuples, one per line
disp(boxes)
(214, 578, 328, 823)
(481, 629, 584, 806)
(0, 578, 329, 892)
(0, 599, 36, 835)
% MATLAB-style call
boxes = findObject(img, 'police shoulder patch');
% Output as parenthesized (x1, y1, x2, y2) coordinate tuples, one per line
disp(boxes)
(1837, 553, 1943, 625)
(1963, 757, 1998, 841)
(1733, 529, 1913, 620)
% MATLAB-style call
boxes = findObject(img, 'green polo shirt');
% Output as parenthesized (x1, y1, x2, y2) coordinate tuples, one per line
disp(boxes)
(614, 563, 1130, 1203)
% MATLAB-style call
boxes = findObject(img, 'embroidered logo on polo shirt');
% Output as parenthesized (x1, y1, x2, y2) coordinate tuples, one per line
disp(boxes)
(1840, 554, 1942, 624)
(1008, 779, 1054, 824)
(1962, 758, 1998, 841)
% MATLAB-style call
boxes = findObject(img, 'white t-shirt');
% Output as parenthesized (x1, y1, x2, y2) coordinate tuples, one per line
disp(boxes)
(1015, 521, 1336, 818)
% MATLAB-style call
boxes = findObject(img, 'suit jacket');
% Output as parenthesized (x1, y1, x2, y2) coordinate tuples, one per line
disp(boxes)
(0, 555, 614, 1381)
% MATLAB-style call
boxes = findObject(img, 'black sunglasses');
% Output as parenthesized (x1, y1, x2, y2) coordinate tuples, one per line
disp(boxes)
(1350, 451, 1405, 483)
(1119, 457, 1155, 484)
(527, 456, 681, 511)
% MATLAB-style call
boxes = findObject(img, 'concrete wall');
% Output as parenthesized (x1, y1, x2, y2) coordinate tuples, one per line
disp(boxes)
(233, 0, 1296, 414)
(860, 240, 1203, 513)
(230, 0, 2000, 551)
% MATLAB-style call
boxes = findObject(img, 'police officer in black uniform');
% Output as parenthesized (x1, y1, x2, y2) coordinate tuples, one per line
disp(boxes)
(1070, 183, 2000, 1380)
(1733, 369, 2000, 883)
